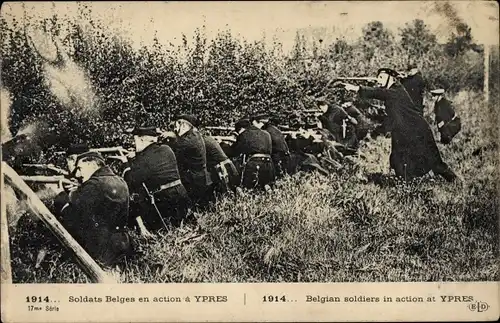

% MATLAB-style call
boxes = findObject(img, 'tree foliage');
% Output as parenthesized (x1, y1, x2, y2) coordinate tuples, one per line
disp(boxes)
(0, 11, 486, 156)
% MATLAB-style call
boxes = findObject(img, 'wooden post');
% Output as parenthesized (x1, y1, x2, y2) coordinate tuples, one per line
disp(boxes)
(1, 167, 12, 284)
(2, 162, 115, 283)
(484, 44, 490, 104)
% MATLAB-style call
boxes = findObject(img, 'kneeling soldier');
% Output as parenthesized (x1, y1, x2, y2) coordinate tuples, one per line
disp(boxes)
(124, 127, 191, 234)
(170, 114, 212, 208)
(195, 119, 239, 195)
(60, 151, 132, 267)
(257, 114, 291, 178)
(230, 117, 275, 190)
(430, 89, 461, 145)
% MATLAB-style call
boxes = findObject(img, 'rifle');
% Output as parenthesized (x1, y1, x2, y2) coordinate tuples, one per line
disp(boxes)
(334, 77, 377, 82)
(20, 175, 77, 190)
(213, 136, 237, 144)
(22, 163, 69, 176)
(205, 126, 235, 132)
(55, 146, 131, 162)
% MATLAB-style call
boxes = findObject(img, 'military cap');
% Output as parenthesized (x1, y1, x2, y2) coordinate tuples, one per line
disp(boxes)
(66, 143, 89, 156)
(304, 122, 317, 130)
(377, 68, 400, 78)
(252, 113, 270, 122)
(175, 114, 197, 127)
(430, 89, 445, 95)
(131, 127, 162, 136)
(269, 115, 281, 125)
(235, 118, 251, 132)
(75, 151, 105, 164)
(315, 97, 329, 106)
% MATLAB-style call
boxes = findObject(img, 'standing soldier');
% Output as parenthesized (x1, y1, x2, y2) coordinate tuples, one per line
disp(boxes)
(400, 62, 427, 115)
(124, 127, 191, 235)
(430, 89, 461, 144)
(59, 151, 132, 267)
(255, 114, 291, 178)
(194, 119, 239, 195)
(229, 117, 275, 190)
(169, 114, 212, 208)
(338, 68, 458, 182)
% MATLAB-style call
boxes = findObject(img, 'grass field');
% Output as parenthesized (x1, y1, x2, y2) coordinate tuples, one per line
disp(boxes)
(8, 90, 499, 283)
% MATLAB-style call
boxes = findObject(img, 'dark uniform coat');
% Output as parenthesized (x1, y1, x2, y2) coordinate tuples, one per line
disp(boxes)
(358, 84, 456, 181)
(124, 143, 190, 229)
(319, 105, 358, 149)
(61, 166, 131, 267)
(203, 134, 239, 193)
(346, 105, 370, 141)
(169, 129, 212, 206)
(230, 125, 275, 190)
(400, 73, 426, 115)
(262, 123, 291, 177)
(434, 97, 461, 144)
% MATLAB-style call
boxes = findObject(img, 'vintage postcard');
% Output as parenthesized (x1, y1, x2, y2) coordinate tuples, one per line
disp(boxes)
(1, 1, 498, 322)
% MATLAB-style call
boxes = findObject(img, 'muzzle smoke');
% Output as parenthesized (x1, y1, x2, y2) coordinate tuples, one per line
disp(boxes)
(25, 26, 98, 116)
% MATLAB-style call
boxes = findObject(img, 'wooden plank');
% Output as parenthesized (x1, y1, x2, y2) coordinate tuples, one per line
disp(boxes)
(1, 168, 13, 284)
(2, 162, 115, 283)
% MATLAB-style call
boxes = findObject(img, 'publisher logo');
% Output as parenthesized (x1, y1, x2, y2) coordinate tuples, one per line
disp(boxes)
(468, 301, 490, 313)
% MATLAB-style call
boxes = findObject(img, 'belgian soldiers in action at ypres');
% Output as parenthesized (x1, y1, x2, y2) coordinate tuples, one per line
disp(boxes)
(228, 117, 275, 191)
(336, 68, 458, 182)
(124, 127, 191, 236)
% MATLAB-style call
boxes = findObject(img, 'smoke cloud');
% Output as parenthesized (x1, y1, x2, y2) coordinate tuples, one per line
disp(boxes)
(25, 26, 99, 117)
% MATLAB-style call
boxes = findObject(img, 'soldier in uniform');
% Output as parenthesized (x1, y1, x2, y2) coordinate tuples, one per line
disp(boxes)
(317, 99, 359, 149)
(65, 143, 90, 177)
(254, 114, 291, 178)
(59, 151, 132, 267)
(53, 143, 89, 217)
(342, 101, 370, 141)
(194, 118, 239, 195)
(430, 89, 461, 144)
(168, 114, 213, 208)
(229, 117, 275, 190)
(124, 127, 191, 234)
(339, 68, 458, 182)
(400, 63, 427, 115)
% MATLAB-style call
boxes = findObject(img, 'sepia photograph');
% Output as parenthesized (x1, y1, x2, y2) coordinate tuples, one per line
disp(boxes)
(1, 0, 498, 291)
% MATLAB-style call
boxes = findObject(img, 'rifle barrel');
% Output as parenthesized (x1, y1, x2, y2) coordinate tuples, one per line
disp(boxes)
(20, 176, 74, 185)
(90, 147, 126, 153)
(335, 77, 377, 81)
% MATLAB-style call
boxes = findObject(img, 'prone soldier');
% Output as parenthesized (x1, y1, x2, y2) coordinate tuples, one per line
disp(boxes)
(124, 127, 191, 235)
